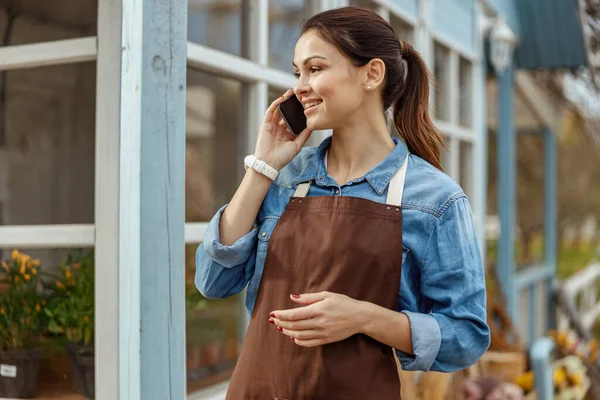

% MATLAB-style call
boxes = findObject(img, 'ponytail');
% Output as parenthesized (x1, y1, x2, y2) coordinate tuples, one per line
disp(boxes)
(393, 41, 445, 171)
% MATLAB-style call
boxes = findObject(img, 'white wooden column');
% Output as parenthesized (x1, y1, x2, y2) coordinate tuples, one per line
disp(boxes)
(95, 0, 187, 398)
(95, 0, 121, 397)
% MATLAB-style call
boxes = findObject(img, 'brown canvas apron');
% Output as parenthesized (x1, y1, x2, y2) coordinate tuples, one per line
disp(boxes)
(227, 156, 408, 400)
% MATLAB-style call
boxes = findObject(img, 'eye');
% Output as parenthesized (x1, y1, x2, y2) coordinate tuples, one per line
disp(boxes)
(294, 71, 300, 78)
(310, 67, 321, 74)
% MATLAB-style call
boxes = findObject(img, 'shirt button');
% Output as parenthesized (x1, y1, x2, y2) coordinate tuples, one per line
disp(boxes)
(318, 176, 324, 181)
(335, 189, 340, 195)
(262, 232, 267, 238)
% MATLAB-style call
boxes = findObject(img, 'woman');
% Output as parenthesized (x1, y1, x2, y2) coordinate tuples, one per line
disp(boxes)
(196, 6, 490, 399)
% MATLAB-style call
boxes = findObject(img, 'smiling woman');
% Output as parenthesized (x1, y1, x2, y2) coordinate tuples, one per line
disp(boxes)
(196, 6, 489, 399)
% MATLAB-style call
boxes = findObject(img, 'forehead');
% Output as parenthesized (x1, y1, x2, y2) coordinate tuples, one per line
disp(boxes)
(293, 30, 345, 65)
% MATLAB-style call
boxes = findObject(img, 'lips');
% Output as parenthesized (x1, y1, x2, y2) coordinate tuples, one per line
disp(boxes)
(303, 100, 322, 110)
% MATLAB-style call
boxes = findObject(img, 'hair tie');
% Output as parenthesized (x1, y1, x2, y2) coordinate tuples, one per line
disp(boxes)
(401, 58, 408, 83)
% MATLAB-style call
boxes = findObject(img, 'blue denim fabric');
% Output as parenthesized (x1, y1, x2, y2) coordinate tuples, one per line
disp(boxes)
(196, 135, 490, 372)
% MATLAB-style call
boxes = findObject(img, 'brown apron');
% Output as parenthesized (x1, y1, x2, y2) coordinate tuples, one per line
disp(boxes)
(227, 156, 408, 400)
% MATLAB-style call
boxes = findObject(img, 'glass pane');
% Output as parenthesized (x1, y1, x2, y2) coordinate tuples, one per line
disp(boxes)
(349, 0, 378, 11)
(0, 247, 94, 397)
(459, 57, 473, 128)
(459, 140, 473, 201)
(188, 0, 242, 57)
(434, 42, 451, 122)
(0, 1, 97, 46)
(269, 0, 305, 73)
(440, 134, 451, 173)
(391, 14, 414, 45)
(185, 67, 243, 392)
(1, 63, 96, 226)
(185, 68, 242, 222)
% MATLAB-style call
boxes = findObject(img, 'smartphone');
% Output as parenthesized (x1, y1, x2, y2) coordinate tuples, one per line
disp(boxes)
(277, 95, 307, 136)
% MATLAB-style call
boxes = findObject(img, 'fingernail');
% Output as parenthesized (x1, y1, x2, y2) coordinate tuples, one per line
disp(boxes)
(290, 337, 295, 341)
(291, 294, 300, 298)
(277, 326, 283, 332)
(269, 312, 275, 318)
(269, 319, 275, 325)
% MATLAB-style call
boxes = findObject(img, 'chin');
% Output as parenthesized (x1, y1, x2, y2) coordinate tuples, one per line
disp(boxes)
(306, 117, 330, 132)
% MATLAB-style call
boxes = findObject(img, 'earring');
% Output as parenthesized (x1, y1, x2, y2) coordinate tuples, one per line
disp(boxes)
(366, 85, 371, 90)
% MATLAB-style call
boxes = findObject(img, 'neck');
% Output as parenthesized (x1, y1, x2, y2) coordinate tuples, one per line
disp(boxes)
(327, 115, 395, 185)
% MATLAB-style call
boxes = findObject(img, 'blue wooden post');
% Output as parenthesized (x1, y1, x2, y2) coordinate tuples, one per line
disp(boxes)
(531, 337, 556, 399)
(544, 128, 557, 330)
(497, 63, 518, 326)
(117, 0, 187, 398)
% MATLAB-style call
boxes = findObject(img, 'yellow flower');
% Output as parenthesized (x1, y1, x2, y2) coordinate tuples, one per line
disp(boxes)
(35, 303, 41, 312)
(1, 261, 8, 271)
(83, 316, 90, 323)
(56, 281, 65, 289)
(32, 259, 40, 267)
(65, 270, 72, 279)
(11, 249, 19, 260)
(31, 268, 37, 276)
(0, 307, 5, 315)
(19, 262, 26, 275)
(24, 274, 31, 281)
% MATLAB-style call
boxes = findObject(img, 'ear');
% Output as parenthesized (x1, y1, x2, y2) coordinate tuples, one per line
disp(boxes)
(363, 58, 386, 90)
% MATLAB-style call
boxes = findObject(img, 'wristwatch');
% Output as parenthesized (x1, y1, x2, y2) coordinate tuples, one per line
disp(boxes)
(244, 155, 279, 181)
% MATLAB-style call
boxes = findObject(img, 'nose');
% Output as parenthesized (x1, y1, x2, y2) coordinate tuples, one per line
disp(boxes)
(294, 77, 311, 100)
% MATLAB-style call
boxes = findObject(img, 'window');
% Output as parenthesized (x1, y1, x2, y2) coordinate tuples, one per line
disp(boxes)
(185, 68, 244, 392)
(188, 0, 243, 57)
(433, 42, 451, 122)
(1, 63, 96, 226)
(459, 57, 473, 128)
(391, 14, 414, 45)
(0, 2, 96, 46)
(459, 140, 473, 200)
(269, 0, 305, 73)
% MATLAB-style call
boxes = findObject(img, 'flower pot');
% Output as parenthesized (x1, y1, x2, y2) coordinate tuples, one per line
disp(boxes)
(0, 348, 43, 398)
(65, 343, 95, 399)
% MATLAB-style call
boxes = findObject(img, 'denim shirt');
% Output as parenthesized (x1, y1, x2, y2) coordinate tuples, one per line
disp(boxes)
(196, 136, 490, 373)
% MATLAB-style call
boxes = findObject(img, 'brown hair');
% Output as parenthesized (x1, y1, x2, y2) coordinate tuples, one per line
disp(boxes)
(301, 6, 445, 170)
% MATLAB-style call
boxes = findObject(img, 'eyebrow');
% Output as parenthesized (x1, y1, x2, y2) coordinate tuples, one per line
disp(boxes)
(292, 55, 328, 68)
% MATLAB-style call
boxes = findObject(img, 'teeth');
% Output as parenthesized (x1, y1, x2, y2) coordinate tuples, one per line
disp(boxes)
(304, 101, 322, 109)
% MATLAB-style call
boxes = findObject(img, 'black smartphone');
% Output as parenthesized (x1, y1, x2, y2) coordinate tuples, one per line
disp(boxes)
(277, 95, 307, 136)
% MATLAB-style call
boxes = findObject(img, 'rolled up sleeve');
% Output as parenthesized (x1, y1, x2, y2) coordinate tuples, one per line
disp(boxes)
(396, 311, 441, 371)
(195, 205, 258, 299)
(397, 197, 490, 372)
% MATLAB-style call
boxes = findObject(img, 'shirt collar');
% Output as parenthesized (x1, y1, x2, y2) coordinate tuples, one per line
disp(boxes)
(290, 135, 409, 195)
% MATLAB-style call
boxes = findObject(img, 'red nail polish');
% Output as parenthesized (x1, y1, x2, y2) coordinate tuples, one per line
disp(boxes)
(269, 313, 275, 318)
(290, 337, 295, 341)
(277, 326, 283, 331)
(269, 319, 275, 325)
(291, 294, 300, 298)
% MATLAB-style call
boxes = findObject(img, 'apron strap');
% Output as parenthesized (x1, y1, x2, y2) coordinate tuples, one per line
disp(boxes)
(293, 155, 408, 204)
(386, 156, 408, 207)
(293, 182, 311, 198)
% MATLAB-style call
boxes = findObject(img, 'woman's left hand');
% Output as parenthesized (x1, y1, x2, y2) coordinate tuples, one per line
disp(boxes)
(269, 292, 364, 347)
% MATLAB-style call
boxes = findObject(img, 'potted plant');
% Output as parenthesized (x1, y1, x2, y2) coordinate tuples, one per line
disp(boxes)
(0, 250, 47, 398)
(45, 249, 95, 399)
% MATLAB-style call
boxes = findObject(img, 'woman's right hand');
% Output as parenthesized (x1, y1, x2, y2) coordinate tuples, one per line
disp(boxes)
(254, 89, 313, 171)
